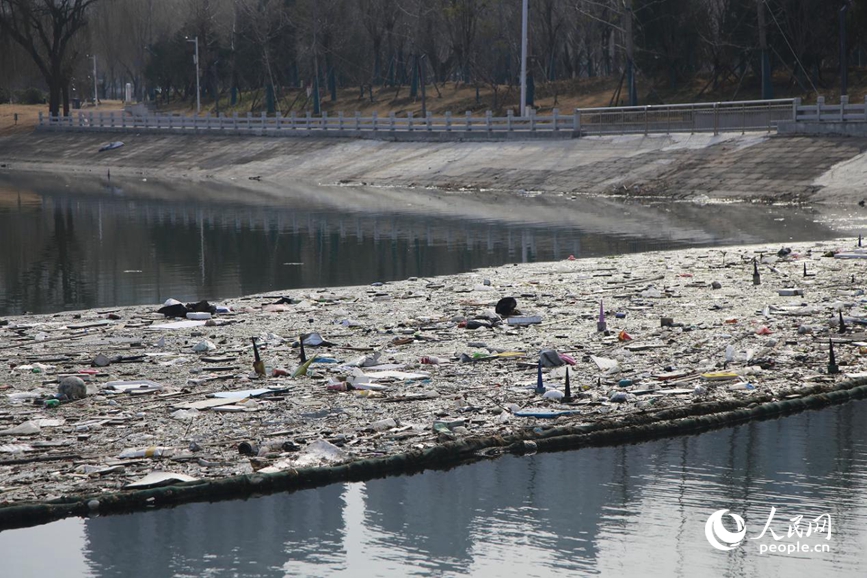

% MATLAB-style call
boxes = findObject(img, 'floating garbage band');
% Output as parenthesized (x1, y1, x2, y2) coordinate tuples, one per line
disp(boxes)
(3, 376, 867, 531)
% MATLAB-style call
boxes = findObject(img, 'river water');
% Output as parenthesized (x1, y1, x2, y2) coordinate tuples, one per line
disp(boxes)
(1, 173, 865, 576)
(0, 172, 853, 317)
(2, 399, 865, 577)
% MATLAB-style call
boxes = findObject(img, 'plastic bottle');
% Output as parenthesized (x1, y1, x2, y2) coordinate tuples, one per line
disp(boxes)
(118, 447, 171, 458)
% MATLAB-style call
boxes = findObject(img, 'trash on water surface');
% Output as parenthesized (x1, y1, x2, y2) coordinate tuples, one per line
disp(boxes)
(104, 380, 164, 394)
(507, 316, 542, 326)
(289, 440, 346, 469)
(3, 237, 867, 503)
(0, 421, 41, 436)
(186, 312, 212, 320)
(170, 409, 201, 420)
(148, 320, 207, 330)
(118, 447, 173, 459)
(371, 418, 397, 432)
(495, 297, 518, 316)
(513, 409, 580, 418)
(124, 471, 199, 489)
(590, 356, 619, 372)
(193, 340, 217, 353)
(211, 387, 287, 399)
(58, 376, 88, 399)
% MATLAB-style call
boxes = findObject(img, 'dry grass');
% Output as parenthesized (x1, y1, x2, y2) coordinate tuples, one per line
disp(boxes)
(0, 104, 45, 135)
(5, 69, 866, 128)
(0, 101, 127, 135)
(157, 79, 629, 117)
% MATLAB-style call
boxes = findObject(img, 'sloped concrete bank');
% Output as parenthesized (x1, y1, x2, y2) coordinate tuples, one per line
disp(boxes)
(1, 131, 866, 203)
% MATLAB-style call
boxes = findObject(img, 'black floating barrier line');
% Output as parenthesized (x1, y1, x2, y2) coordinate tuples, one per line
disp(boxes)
(3, 377, 867, 531)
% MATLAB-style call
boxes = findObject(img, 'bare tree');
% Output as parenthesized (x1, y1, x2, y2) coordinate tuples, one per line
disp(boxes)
(0, 0, 100, 115)
(441, 0, 481, 85)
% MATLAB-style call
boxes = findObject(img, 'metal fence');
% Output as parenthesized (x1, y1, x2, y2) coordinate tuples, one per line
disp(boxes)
(575, 99, 795, 135)
(40, 109, 577, 135)
(794, 96, 867, 123)
(38, 96, 858, 138)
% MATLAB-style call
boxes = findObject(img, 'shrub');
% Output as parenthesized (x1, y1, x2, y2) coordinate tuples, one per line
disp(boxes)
(16, 87, 46, 105)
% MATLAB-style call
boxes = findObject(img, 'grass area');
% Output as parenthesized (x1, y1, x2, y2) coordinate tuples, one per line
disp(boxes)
(0, 101, 126, 135)
(155, 67, 867, 117)
(155, 77, 654, 117)
(4, 67, 866, 132)
(0, 104, 45, 135)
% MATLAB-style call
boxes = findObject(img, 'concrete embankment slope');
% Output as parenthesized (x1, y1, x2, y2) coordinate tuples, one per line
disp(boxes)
(0, 131, 866, 203)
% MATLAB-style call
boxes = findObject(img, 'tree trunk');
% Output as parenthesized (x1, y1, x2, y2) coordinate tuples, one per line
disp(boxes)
(624, 7, 636, 106)
(62, 83, 70, 116)
(373, 38, 382, 85)
(48, 78, 62, 117)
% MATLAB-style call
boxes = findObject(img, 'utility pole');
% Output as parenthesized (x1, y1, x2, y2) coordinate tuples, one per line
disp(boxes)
(756, 0, 772, 99)
(92, 55, 98, 107)
(520, 0, 529, 117)
(187, 36, 201, 114)
(840, 4, 849, 96)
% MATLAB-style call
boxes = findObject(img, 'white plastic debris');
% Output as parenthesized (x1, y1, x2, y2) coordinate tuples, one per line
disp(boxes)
(292, 439, 347, 468)
(193, 340, 217, 352)
(31, 418, 65, 427)
(148, 320, 207, 330)
(591, 356, 619, 372)
(124, 471, 198, 489)
(105, 380, 164, 393)
(170, 409, 201, 420)
(0, 444, 32, 453)
(186, 312, 212, 320)
(118, 447, 172, 459)
(371, 418, 397, 432)
(346, 352, 382, 367)
(0, 421, 41, 436)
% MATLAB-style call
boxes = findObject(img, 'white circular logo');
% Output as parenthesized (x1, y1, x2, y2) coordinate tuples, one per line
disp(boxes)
(705, 509, 747, 551)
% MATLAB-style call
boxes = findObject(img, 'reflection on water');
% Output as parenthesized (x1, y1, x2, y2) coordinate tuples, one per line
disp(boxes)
(3, 401, 866, 577)
(0, 172, 841, 317)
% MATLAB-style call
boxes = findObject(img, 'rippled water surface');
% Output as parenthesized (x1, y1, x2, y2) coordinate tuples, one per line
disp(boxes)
(0, 172, 847, 316)
(3, 400, 866, 577)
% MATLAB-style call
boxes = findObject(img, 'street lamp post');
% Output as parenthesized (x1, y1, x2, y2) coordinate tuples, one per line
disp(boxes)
(840, 4, 849, 97)
(520, 0, 528, 118)
(92, 55, 98, 107)
(186, 36, 201, 114)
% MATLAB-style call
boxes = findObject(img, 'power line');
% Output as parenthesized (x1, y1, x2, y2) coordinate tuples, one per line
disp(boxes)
(763, 0, 818, 96)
